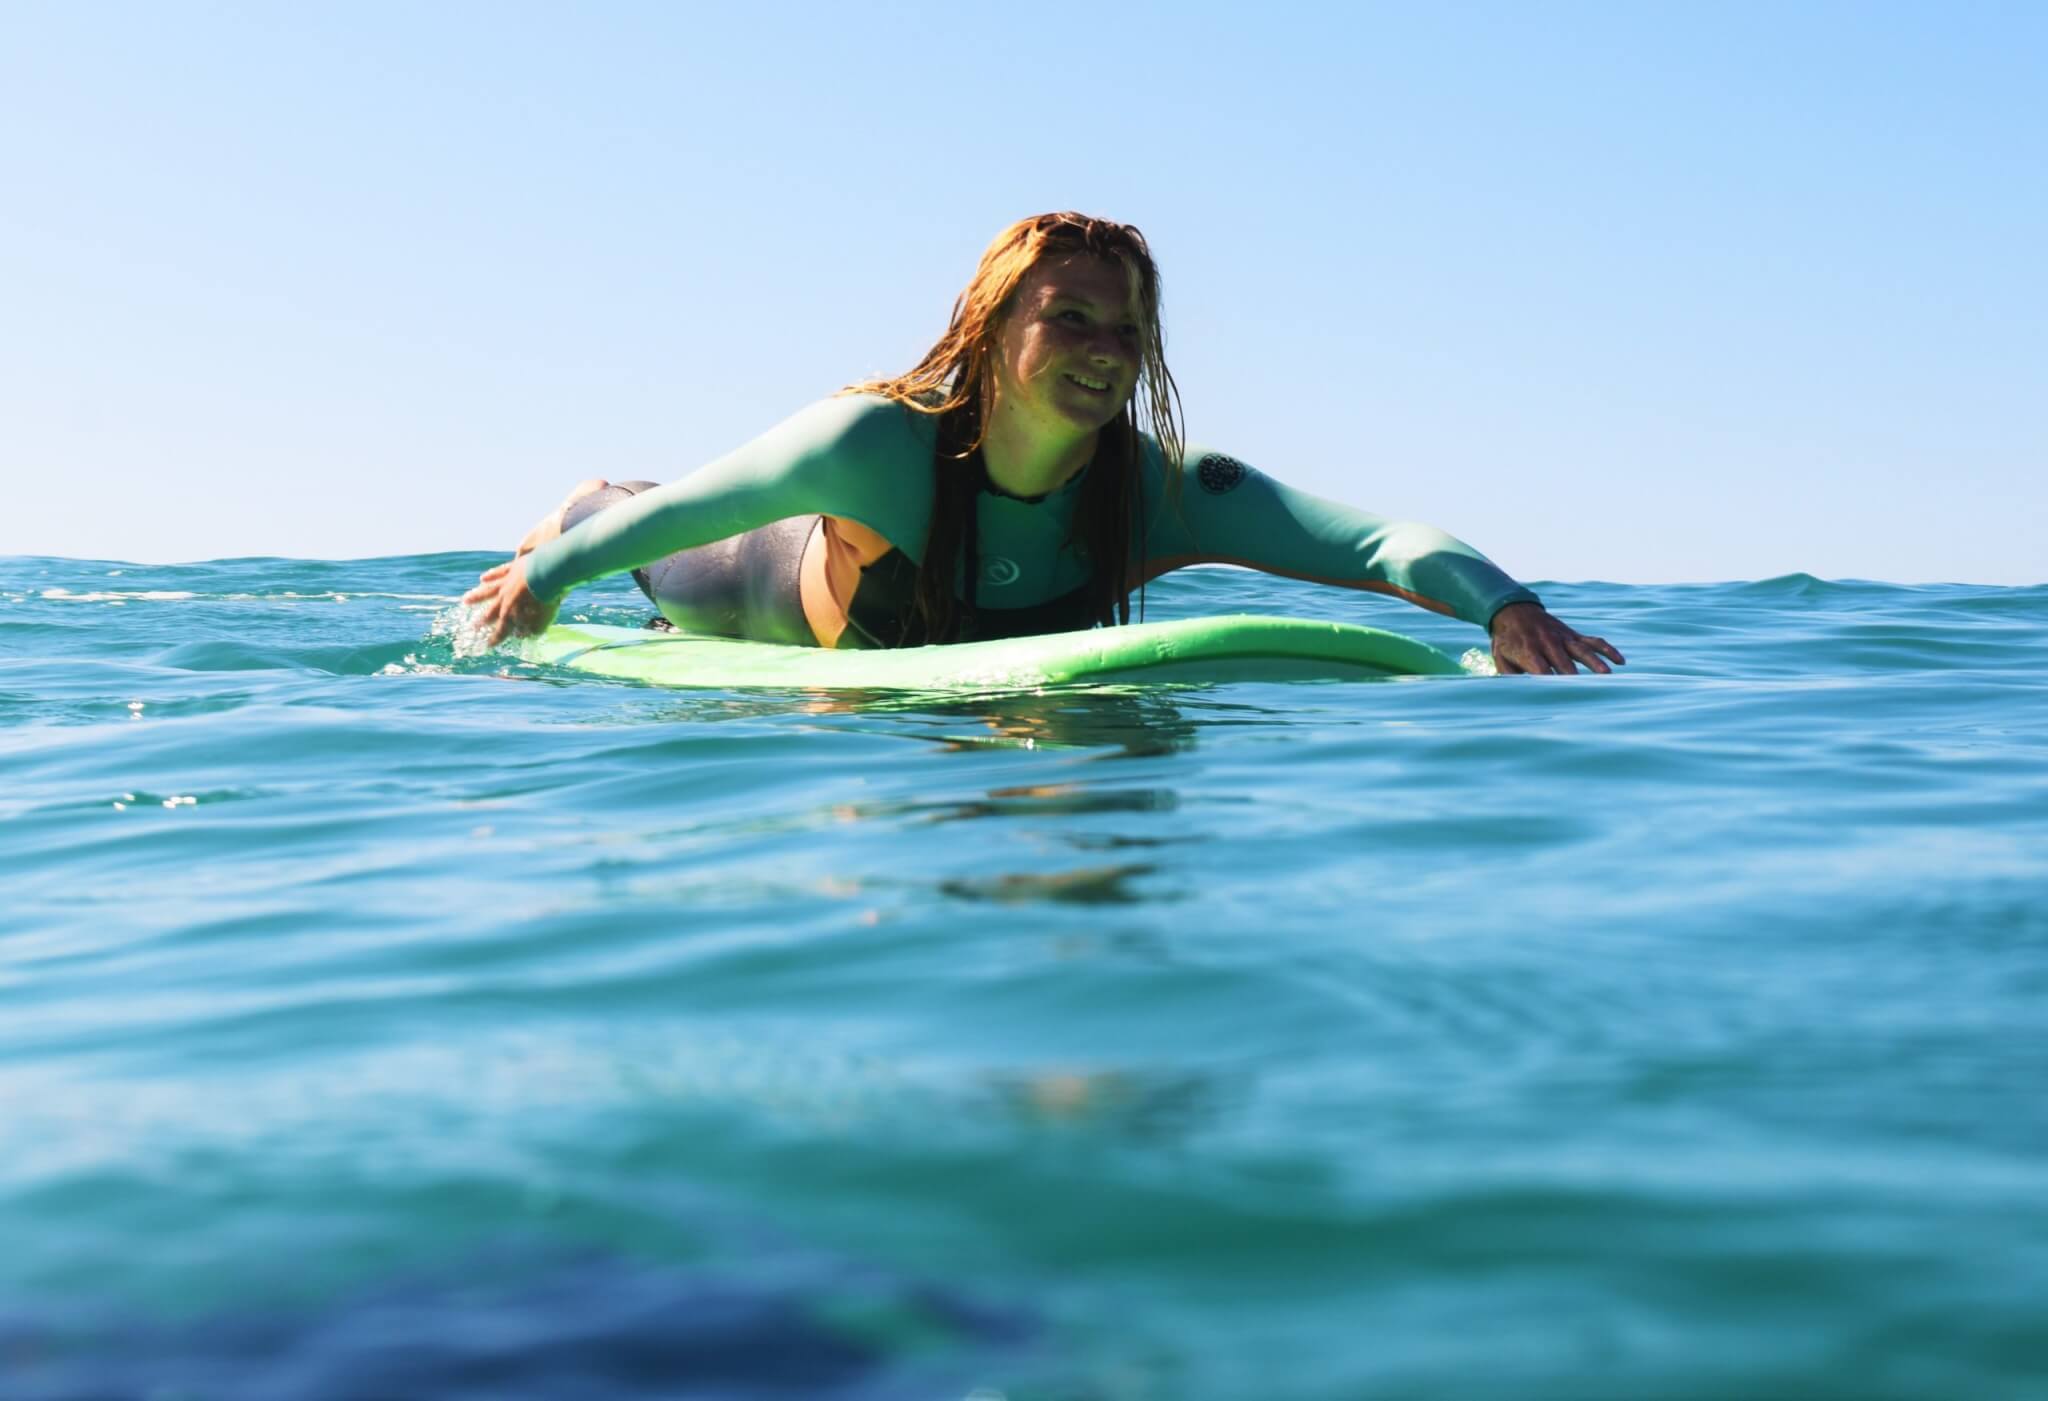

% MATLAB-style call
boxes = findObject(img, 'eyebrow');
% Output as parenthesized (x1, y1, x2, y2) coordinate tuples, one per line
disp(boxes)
(1041, 289, 1138, 320)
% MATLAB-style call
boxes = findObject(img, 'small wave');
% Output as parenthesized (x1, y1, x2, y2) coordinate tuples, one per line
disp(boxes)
(1724, 574, 1900, 600)
(102, 788, 260, 812)
(222, 590, 454, 603)
(32, 587, 456, 605)
(150, 638, 425, 676)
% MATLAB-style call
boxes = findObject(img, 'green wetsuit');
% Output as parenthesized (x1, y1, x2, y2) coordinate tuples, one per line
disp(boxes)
(521, 393, 1539, 642)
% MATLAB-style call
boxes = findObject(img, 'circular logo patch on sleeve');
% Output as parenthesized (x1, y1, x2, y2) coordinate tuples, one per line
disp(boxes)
(1196, 453, 1248, 495)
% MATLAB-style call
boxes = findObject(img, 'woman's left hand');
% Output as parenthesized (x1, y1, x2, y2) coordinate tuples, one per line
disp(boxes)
(1489, 601, 1625, 675)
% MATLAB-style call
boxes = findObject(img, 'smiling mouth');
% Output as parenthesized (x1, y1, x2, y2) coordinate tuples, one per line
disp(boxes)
(1063, 372, 1113, 394)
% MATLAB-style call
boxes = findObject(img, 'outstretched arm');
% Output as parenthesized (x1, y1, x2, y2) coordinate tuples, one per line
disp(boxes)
(462, 395, 932, 646)
(1139, 446, 1624, 675)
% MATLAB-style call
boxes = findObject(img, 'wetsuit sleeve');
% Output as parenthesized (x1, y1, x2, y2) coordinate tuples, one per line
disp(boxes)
(520, 395, 932, 605)
(1138, 446, 1541, 628)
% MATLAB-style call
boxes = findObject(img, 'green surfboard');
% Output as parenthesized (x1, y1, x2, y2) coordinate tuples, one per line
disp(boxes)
(515, 615, 1468, 690)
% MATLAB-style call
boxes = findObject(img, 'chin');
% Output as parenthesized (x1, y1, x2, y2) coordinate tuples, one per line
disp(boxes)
(1066, 395, 1133, 431)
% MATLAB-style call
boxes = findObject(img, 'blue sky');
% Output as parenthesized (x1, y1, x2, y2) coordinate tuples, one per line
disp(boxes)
(4, 2, 2042, 583)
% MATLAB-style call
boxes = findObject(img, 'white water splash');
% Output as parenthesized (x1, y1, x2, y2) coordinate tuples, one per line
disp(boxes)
(40, 588, 196, 602)
(431, 602, 497, 659)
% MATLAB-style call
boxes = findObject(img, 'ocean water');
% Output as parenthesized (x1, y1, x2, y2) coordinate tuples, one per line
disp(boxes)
(2, 553, 2044, 1400)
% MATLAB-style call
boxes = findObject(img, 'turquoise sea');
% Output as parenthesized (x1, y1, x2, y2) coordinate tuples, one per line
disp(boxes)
(3, 554, 2044, 1400)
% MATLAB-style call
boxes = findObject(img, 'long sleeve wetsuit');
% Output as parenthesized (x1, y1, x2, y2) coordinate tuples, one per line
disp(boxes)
(521, 393, 1540, 645)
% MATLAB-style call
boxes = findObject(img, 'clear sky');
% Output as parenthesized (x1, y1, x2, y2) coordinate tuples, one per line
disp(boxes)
(4, 2, 2042, 583)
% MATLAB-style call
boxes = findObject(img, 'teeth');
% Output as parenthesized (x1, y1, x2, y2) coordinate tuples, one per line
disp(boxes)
(1068, 374, 1110, 391)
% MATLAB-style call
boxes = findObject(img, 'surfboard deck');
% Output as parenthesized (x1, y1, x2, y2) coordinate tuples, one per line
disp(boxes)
(514, 614, 1468, 690)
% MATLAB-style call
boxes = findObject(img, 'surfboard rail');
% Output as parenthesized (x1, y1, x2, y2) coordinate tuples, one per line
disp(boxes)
(514, 614, 1469, 690)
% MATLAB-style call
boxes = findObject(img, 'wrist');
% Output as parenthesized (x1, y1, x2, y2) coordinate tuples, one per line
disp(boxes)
(1488, 600, 1541, 635)
(520, 542, 564, 607)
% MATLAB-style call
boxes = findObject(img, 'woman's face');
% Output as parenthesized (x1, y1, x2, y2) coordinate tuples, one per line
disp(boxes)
(991, 254, 1145, 437)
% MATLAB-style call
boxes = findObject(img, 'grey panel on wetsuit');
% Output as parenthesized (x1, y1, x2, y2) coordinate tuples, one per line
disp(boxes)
(523, 396, 936, 606)
(559, 482, 816, 645)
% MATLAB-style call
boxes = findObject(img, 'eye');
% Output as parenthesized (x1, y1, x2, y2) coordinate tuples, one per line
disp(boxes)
(1055, 309, 1088, 325)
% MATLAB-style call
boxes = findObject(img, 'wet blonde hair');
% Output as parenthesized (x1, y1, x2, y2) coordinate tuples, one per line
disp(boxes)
(848, 212, 1186, 640)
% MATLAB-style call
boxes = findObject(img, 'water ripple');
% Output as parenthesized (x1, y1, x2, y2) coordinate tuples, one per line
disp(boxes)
(3, 555, 2046, 1397)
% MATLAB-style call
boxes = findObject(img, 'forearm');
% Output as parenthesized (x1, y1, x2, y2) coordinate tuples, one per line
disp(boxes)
(1147, 448, 1539, 627)
(1343, 517, 1539, 626)
(519, 394, 926, 605)
(522, 455, 790, 603)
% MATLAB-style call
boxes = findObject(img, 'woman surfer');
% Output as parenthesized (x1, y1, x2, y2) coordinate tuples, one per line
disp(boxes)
(464, 212, 1623, 676)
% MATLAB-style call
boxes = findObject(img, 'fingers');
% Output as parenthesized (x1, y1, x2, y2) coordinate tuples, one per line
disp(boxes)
(1551, 631, 1583, 673)
(469, 565, 545, 651)
(1567, 635, 1612, 675)
(1561, 630, 1625, 672)
(1495, 633, 1584, 675)
(1494, 619, 1628, 677)
(467, 589, 504, 645)
(1520, 629, 1577, 675)
(487, 593, 520, 648)
(464, 560, 517, 610)
(489, 596, 553, 649)
(1493, 640, 1544, 675)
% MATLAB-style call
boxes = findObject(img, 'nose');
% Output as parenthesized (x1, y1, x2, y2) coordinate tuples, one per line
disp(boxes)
(1087, 331, 1128, 372)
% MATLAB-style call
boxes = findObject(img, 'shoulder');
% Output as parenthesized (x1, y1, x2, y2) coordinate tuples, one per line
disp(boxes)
(1136, 435, 1266, 502)
(754, 393, 937, 544)
(788, 392, 939, 466)
(1183, 445, 1262, 496)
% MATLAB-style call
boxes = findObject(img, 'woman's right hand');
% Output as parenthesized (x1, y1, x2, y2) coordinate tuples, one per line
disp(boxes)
(462, 554, 558, 648)
(465, 479, 610, 648)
